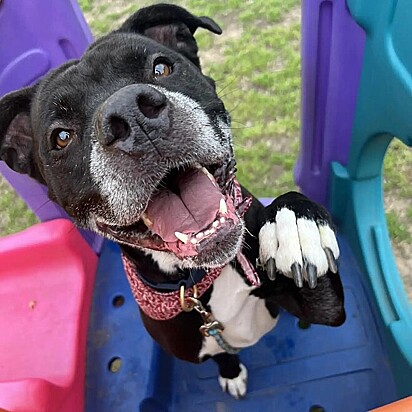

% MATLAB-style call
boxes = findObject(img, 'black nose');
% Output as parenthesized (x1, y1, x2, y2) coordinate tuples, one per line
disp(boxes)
(98, 84, 168, 147)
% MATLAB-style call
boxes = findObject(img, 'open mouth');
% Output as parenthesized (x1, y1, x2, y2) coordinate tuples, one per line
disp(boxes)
(98, 159, 248, 260)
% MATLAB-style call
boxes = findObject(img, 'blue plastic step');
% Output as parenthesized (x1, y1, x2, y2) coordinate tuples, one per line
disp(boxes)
(86, 236, 397, 411)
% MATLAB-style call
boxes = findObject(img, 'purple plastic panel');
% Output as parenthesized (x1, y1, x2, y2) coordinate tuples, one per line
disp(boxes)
(0, 0, 93, 94)
(0, 0, 103, 253)
(294, 0, 366, 206)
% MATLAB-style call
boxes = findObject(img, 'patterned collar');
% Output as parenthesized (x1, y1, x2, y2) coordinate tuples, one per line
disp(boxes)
(122, 251, 260, 321)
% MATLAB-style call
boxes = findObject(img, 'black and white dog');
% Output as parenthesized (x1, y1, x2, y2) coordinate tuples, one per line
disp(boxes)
(0, 4, 344, 399)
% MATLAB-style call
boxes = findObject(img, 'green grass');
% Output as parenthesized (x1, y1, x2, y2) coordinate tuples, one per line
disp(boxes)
(383, 140, 412, 246)
(0, 179, 37, 236)
(384, 140, 412, 198)
(386, 211, 412, 244)
(0, 0, 411, 252)
(77, 0, 92, 13)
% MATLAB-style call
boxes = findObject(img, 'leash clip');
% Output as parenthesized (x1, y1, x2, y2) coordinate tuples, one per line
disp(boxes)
(199, 319, 224, 337)
(180, 285, 224, 335)
(180, 284, 199, 312)
(179, 284, 239, 354)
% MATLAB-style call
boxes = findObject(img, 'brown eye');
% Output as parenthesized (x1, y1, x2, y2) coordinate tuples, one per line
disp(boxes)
(52, 129, 75, 150)
(153, 59, 172, 77)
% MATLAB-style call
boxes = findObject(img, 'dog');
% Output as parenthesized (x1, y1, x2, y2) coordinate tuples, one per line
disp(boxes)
(0, 4, 345, 399)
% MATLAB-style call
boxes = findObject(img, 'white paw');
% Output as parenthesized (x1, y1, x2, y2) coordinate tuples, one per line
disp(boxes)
(218, 363, 248, 399)
(259, 208, 339, 288)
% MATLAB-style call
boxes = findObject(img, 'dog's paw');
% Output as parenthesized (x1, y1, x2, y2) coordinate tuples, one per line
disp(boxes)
(258, 192, 339, 289)
(218, 363, 248, 399)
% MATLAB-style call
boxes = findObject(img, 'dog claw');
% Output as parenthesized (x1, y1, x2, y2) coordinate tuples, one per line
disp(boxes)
(325, 247, 338, 273)
(266, 258, 276, 281)
(291, 263, 303, 288)
(306, 263, 317, 289)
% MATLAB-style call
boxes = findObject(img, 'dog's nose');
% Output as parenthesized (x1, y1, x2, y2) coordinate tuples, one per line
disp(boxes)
(98, 84, 169, 147)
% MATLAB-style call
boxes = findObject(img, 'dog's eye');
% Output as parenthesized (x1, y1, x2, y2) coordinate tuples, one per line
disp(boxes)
(51, 129, 75, 150)
(153, 59, 172, 78)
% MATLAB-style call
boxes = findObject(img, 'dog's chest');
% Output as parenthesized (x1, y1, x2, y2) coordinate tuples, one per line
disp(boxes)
(199, 265, 278, 359)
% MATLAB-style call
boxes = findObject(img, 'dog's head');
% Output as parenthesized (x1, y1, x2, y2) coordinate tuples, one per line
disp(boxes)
(0, 4, 245, 269)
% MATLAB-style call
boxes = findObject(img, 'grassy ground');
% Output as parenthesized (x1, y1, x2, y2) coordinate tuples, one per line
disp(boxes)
(0, 0, 410, 295)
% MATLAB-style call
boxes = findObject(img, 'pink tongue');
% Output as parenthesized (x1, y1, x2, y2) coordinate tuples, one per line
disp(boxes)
(145, 169, 223, 242)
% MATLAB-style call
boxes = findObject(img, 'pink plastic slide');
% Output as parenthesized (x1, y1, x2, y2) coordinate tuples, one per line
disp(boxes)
(0, 219, 97, 412)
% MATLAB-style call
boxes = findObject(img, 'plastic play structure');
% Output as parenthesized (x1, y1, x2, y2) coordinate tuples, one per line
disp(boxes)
(0, 0, 411, 410)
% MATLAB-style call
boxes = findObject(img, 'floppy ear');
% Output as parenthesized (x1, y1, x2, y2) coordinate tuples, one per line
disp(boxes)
(118, 4, 222, 69)
(0, 86, 43, 182)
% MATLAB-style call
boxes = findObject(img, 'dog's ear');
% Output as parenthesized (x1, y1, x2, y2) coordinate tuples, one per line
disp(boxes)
(0, 86, 43, 182)
(118, 4, 222, 68)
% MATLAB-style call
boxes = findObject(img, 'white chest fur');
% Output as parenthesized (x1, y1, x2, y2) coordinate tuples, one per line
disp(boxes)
(199, 265, 279, 359)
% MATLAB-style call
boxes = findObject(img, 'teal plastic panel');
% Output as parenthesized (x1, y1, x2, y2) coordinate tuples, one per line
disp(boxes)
(329, 0, 412, 396)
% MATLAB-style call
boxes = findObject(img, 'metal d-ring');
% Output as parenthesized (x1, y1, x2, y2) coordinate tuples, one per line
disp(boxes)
(179, 284, 240, 354)
(180, 284, 199, 312)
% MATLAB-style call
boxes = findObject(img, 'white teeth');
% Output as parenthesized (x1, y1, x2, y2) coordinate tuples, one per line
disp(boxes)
(209, 228, 216, 234)
(200, 167, 216, 185)
(196, 232, 204, 239)
(212, 220, 219, 228)
(220, 198, 228, 215)
(190, 238, 197, 244)
(205, 230, 211, 236)
(141, 213, 153, 227)
(174, 231, 189, 244)
(220, 217, 226, 224)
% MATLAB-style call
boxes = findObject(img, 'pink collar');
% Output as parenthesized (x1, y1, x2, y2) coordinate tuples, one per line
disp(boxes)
(122, 251, 260, 321)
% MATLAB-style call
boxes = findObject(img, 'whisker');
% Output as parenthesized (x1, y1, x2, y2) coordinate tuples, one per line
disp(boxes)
(226, 100, 243, 114)
(244, 226, 256, 239)
(217, 88, 240, 101)
(241, 239, 252, 251)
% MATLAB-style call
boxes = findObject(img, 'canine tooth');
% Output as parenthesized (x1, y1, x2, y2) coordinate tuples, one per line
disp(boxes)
(141, 213, 153, 227)
(201, 167, 216, 183)
(174, 231, 189, 244)
(220, 217, 226, 224)
(219, 199, 228, 214)
(196, 232, 204, 239)
(191, 238, 197, 244)
(212, 220, 219, 228)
